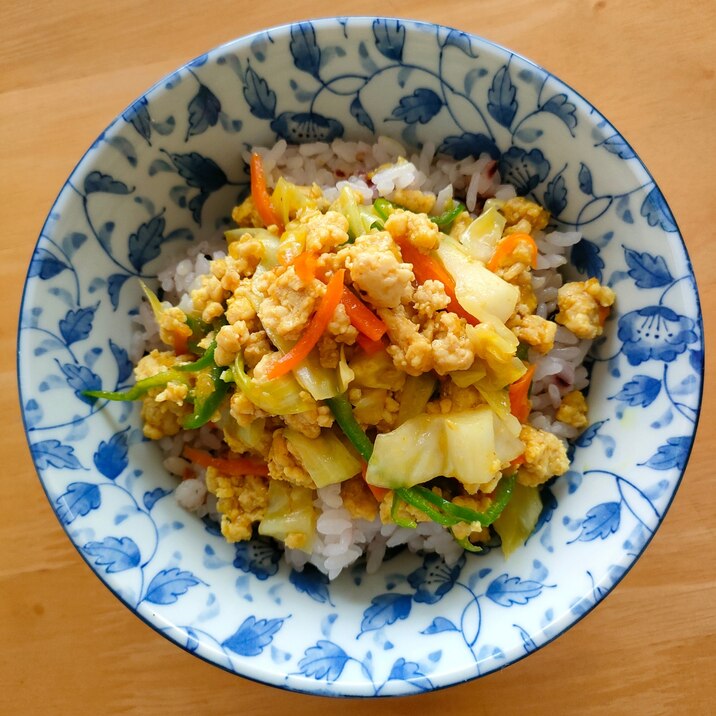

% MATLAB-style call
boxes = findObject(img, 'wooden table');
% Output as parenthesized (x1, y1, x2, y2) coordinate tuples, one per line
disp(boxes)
(2, 1, 714, 713)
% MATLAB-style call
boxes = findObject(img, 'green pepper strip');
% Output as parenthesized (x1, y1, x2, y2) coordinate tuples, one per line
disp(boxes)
(176, 340, 217, 372)
(453, 535, 484, 553)
(372, 198, 396, 221)
(395, 487, 461, 526)
(431, 201, 466, 228)
(401, 475, 517, 527)
(391, 492, 417, 529)
(83, 371, 186, 402)
(326, 394, 374, 462)
(181, 364, 230, 430)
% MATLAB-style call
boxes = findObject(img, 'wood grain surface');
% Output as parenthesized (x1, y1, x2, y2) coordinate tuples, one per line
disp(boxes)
(2, 1, 714, 713)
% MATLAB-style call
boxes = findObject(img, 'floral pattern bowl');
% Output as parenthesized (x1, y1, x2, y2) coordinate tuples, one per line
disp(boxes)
(18, 18, 702, 696)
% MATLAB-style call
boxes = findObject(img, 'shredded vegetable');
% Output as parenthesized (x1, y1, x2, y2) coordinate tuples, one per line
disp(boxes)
(183, 446, 269, 476)
(266, 269, 346, 380)
(250, 152, 284, 232)
(486, 232, 538, 272)
(340, 287, 387, 341)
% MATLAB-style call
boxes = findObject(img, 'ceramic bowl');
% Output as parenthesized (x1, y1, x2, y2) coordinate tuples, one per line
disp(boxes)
(18, 18, 703, 696)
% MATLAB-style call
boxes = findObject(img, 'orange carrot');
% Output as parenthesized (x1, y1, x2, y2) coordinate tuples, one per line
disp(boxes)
(266, 269, 346, 380)
(341, 287, 387, 341)
(508, 363, 536, 423)
(183, 446, 269, 476)
(250, 152, 284, 232)
(486, 232, 538, 272)
(356, 333, 385, 355)
(172, 331, 189, 356)
(396, 239, 478, 326)
(292, 251, 318, 283)
(598, 304, 611, 327)
(361, 461, 389, 503)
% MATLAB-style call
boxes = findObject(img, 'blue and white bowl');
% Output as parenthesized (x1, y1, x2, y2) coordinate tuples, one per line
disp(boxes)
(18, 18, 702, 696)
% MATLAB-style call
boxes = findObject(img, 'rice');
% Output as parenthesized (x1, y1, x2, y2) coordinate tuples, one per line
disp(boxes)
(133, 137, 597, 579)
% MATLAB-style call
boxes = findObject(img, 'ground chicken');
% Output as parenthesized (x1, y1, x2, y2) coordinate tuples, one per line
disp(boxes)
(226, 233, 265, 277)
(134, 349, 179, 380)
(205, 467, 269, 542)
(301, 209, 350, 253)
(327, 302, 358, 344)
(384, 209, 441, 252)
(318, 334, 340, 369)
(225, 280, 258, 325)
(257, 265, 326, 341)
(517, 424, 570, 487)
(231, 195, 264, 228)
(556, 390, 589, 429)
(501, 197, 550, 235)
(450, 492, 491, 541)
(214, 321, 251, 366)
(379, 490, 433, 525)
(350, 388, 400, 430)
(389, 188, 437, 215)
(267, 429, 314, 488)
(379, 306, 476, 376)
(230, 390, 268, 427)
(191, 272, 229, 323)
(341, 232, 415, 309)
(156, 306, 192, 352)
(493, 237, 538, 283)
(140, 395, 191, 440)
(243, 331, 273, 370)
(509, 314, 557, 354)
(154, 381, 189, 406)
(412, 280, 450, 320)
(439, 381, 484, 411)
(340, 477, 378, 521)
(556, 278, 616, 340)
(282, 404, 334, 439)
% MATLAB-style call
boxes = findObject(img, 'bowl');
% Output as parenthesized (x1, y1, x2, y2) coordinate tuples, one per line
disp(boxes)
(18, 18, 703, 696)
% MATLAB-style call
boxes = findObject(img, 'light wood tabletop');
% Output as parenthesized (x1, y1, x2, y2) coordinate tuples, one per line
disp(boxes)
(2, 1, 714, 713)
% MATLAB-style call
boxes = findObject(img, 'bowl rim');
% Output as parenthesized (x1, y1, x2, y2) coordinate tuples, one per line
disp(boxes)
(17, 15, 704, 696)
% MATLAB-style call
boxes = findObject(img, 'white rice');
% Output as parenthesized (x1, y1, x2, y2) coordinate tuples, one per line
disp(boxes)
(133, 137, 594, 578)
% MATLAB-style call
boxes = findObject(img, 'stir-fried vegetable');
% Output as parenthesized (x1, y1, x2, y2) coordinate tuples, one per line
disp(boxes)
(395, 237, 479, 326)
(458, 204, 506, 262)
(232, 352, 315, 415)
(250, 152, 284, 232)
(84, 370, 188, 402)
(283, 428, 361, 488)
(258, 481, 316, 553)
(183, 446, 269, 476)
(271, 176, 314, 229)
(366, 408, 523, 490)
(508, 363, 536, 423)
(326, 394, 374, 463)
(486, 232, 538, 273)
(355, 333, 385, 355)
(181, 364, 230, 429)
(430, 200, 466, 229)
(435, 235, 519, 324)
(266, 269, 346, 380)
(340, 287, 387, 341)
(493, 482, 543, 557)
(395, 374, 436, 426)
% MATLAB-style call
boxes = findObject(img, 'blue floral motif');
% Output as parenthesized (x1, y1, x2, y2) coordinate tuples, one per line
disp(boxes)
(143, 567, 202, 605)
(618, 306, 697, 366)
(499, 147, 550, 194)
(298, 640, 349, 681)
(233, 536, 282, 580)
(84, 536, 141, 573)
(611, 375, 661, 408)
(93, 426, 130, 480)
(624, 248, 674, 288)
(289, 565, 332, 604)
(407, 553, 464, 604)
(222, 616, 286, 657)
(271, 112, 344, 143)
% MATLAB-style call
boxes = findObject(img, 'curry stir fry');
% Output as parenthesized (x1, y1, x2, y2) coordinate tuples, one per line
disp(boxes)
(87, 152, 615, 556)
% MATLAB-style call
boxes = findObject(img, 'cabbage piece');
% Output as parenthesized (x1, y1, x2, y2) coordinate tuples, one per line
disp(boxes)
(233, 354, 315, 415)
(337, 345, 355, 393)
(435, 235, 519, 323)
(353, 388, 389, 426)
(459, 205, 506, 263)
(223, 416, 268, 453)
(449, 365, 487, 388)
(283, 428, 362, 488)
(350, 350, 406, 391)
(258, 481, 316, 553)
(493, 412, 525, 464)
(366, 407, 519, 489)
(396, 373, 436, 425)
(271, 177, 316, 228)
(493, 483, 543, 557)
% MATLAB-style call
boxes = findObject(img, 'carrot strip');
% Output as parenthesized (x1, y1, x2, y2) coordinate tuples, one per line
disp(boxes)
(183, 446, 269, 476)
(341, 287, 387, 341)
(486, 232, 538, 272)
(598, 304, 611, 327)
(172, 331, 189, 357)
(250, 152, 284, 232)
(356, 333, 385, 355)
(508, 363, 536, 423)
(292, 251, 318, 283)
(266, 269, 346, 380)
(396, 239, 478, 326)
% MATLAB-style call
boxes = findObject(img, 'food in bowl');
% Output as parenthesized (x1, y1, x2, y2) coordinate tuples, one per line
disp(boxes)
(88, 137, 615, 578)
